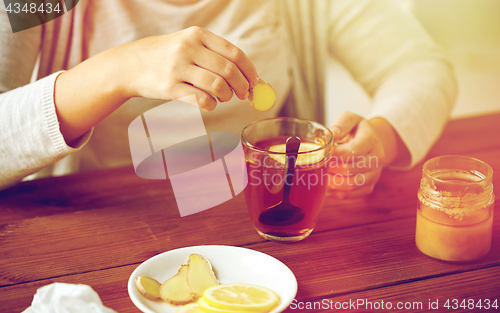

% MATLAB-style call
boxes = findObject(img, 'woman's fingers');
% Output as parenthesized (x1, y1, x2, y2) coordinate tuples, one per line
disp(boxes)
(329, 149, 381, 175)
(172, 27, 258, 106)
(327, 168, 381, 192)
(120, 27, 259, 110)
(193, 48, 251, 101)
(170, 82, 217, 111)
(329, 111, 364, 139)
(326, 112, 387, 199)
(197, 27, 259, 89)
(183, 64, 234, 103)
(333, 119, 375, 155)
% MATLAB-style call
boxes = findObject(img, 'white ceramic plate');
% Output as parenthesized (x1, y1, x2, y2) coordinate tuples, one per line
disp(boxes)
(128, 245, 297, 313)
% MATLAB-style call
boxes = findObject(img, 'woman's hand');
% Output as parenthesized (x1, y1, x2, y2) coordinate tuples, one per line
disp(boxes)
(327, 112, 407, 199)
(117, 26, 259, 111)
(55, 26, 259, 144)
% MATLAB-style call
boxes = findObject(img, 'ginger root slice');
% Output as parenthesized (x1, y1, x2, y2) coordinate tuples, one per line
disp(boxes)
(135, 276, 162, 301)
(136, 254, 220, 305)
(185, 254, 219, 298)
(160, 264, 196, 305)
(248, 78, 276, 112)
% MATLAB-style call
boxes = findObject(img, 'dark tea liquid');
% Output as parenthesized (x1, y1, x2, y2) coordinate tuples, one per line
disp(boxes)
(244, 136, 330, 241)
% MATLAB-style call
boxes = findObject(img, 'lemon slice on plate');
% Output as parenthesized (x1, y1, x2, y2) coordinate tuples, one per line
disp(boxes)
(198, 297, 249, 313)
(201, 283, 279, 312)
(268, 142, 324, 166)
(176, 303, 205, 313)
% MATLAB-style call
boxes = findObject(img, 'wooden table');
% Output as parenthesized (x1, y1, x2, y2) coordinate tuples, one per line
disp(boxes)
(1, 113, 499, 313)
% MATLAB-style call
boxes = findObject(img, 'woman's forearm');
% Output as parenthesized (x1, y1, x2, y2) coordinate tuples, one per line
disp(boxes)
(54, 27, 259, 146)
(54, 48, 130, 146)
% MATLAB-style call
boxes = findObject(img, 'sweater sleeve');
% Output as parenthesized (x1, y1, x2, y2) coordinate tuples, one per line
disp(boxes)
(0, 72, 92, 190)
(328, 0, 458, 169)
(0, 6, 92, 190)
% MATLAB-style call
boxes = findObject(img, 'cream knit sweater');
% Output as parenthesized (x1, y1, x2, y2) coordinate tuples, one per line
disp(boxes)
(0, 0, 457, 189)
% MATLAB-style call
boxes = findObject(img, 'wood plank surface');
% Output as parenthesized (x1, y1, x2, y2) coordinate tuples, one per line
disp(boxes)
(292, 266, 500, 313)
(251, 215, 500, 302)
(0, 113, 499, 313)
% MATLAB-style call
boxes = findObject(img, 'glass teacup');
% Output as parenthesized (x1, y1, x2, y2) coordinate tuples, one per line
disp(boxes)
(241, 117, 334, 242)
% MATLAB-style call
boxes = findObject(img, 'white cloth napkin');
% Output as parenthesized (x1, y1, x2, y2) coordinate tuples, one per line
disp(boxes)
(22, 283, 117, 313)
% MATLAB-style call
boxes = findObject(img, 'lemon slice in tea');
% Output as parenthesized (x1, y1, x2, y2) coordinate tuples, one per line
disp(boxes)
(268, 142, 324, 166)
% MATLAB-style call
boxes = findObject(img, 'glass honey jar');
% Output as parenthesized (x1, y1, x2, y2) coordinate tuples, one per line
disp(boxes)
(415, 155, 495, 262)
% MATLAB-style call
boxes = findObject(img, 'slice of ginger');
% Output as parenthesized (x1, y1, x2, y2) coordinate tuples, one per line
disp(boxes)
(186, 254, 220, 298)
(160, 264, 196, 305)
(135, 276, 162, 301)
(248, 78, 276, 112)
(136, 254, 219, 305)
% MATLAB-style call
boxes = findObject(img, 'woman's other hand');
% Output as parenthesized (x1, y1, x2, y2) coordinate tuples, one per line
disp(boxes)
(327, 111, 408, 199)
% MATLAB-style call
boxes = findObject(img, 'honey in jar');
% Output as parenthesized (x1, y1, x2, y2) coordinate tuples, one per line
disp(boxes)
(415, 155, 494, 262)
